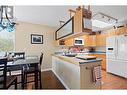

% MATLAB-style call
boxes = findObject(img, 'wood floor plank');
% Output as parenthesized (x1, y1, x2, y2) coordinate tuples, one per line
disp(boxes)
(9, 70, 127, 89)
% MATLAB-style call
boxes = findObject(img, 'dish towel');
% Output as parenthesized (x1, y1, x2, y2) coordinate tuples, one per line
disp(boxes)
(92, 66, 101, 86)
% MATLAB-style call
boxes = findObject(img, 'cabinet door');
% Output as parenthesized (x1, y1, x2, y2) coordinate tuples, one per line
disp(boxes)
(106, 29, 116, 37)
(74, 9, 83, 34)
(96, 33, 106, 46)
(92, 54, 106, 70)
(107, 59, 127, 78)
(65, 38, 74, 46)
(116, 27, 127, 35)
(88, 35, 96, 46)
(83, 35, 96, 46)
(83, 35, 89, 46)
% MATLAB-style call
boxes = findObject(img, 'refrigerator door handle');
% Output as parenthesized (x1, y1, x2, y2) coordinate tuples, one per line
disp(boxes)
(115, 39, 118, 59)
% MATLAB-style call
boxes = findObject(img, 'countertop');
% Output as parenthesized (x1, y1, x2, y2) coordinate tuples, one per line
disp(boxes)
(54, 51, 106, 55)
(52, 54, 102, 66)
(87, 51, 106, 54)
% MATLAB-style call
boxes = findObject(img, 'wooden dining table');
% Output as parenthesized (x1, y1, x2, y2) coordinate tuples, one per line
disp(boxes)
(7, 56, 40, 89)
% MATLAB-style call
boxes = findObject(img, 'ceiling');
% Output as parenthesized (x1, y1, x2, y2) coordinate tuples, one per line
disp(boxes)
(14, 6, 127, 31)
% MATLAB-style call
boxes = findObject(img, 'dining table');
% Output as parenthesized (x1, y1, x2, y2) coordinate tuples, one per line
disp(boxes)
(7, 56, 40, 89)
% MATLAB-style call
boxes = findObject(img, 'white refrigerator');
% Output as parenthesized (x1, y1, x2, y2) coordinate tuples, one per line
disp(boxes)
(106, 35, 127, 78)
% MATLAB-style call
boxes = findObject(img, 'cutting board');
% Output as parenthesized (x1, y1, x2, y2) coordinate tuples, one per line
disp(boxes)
(76, 55, 96, 60)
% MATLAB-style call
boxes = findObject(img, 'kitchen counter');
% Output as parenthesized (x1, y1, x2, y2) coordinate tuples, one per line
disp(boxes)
(52, 54, 102, 89)
(84, 51, 106, 55)
(52, 54, 102, 66)
(54, 51, 106, 55)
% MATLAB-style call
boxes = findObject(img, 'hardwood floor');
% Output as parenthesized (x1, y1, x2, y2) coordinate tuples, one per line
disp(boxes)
(10, 70, 127, 89)
(10, 70, 65, 89)
(41, 70, 65, 89)
(101, 70, 127, 89)
(28, 70, 127, 89)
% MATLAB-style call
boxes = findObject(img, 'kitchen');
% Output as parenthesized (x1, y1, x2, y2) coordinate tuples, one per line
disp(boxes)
(53, 6, 127, 89)
(0, 5, 127, 90)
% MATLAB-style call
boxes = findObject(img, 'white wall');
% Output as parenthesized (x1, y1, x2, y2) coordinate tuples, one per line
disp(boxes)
(15, 21, 56, 70)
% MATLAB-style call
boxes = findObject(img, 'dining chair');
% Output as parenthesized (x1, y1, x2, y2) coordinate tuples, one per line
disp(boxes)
(13, 52, 25, 60)
(0, 58, 17, 89)
(22, 53, 43, 89)
(7, 52, 25, 75)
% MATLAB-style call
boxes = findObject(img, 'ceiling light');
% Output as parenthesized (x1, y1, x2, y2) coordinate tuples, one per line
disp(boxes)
(108, 18, 110, 21)
(92, 12, 118, 25)
(92, 19, 112, 28)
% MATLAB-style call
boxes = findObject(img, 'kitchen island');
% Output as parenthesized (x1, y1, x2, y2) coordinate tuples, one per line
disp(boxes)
(52, 54, 102, 89)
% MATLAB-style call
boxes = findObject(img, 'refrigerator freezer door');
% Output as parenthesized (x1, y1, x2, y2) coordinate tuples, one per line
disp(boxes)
(117, 35, 127, 61)
(106, 36, 116, 59)
(107, 59, 127, 78)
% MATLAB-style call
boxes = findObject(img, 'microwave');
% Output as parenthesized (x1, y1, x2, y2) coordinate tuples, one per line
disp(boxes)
(74, 38, 84, 45)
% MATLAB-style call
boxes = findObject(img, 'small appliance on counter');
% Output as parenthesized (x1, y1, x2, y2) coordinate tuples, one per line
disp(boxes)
(74, 38, 84, 46)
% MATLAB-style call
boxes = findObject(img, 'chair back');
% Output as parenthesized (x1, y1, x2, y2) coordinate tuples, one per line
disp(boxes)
(0, 58, 7, 89)
(39, 53, 43, 66)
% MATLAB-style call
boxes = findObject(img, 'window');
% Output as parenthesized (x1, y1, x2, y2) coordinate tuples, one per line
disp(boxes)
(0, 30, 15, 52)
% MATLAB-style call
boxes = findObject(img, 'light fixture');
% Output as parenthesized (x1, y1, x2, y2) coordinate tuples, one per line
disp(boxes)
(92, 12, 118, 29)
(0, 6, 16, 32)
(102, 15, 104, 18)
(92, 19, 112, 28)
(108, 18, 110, 21)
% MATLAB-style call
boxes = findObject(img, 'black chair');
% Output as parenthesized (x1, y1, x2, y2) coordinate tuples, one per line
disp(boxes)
(7, 52, 25, 89)
(13, 52, 25, 60)
(0, 58, 17, 89)
(7, 52, 25, 75)
(22, 53, 43, 89)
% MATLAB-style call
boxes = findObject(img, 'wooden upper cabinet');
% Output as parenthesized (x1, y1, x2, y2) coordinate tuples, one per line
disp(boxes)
(82, 35, 96, 46)
(105, 27, 127, 36)
(74, 9, 83, 34)
(88, 35, 96, 46)
(106, 29, 116, 37)
(73, 7, 92, 35)
(65, 38, 74, 46)
(116, 27, 127, 35)
(96, 33, 106, 46)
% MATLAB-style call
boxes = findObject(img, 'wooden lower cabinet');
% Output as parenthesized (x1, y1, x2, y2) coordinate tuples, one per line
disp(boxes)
(95, 54, 106, 70)
(88, 54, 106, 70)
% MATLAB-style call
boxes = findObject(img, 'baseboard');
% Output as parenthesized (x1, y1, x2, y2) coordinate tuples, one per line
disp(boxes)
(41, 68, 52, 72)
(52, 69, 69, 89)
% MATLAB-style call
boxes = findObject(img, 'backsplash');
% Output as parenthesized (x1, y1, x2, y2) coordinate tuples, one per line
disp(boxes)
(55, 46, 97, 53)
(95, 46, 106, 52)
(54, 45, 106, 54)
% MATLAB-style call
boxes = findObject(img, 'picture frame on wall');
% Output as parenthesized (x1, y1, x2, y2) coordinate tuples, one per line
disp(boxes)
(31, 34, 43, 44)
